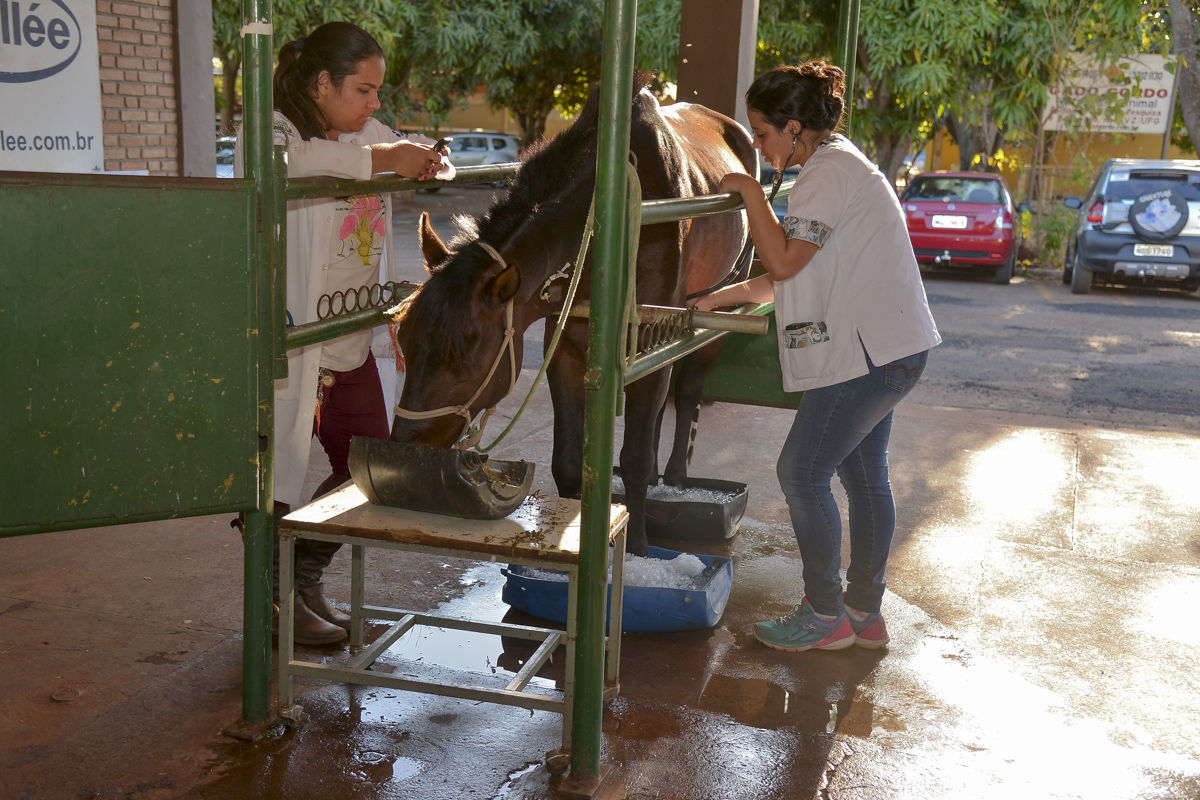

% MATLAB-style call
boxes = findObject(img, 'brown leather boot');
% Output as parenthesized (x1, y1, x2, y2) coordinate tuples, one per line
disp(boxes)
(297, 583, 352, 630)
(290, 594, 347, 646)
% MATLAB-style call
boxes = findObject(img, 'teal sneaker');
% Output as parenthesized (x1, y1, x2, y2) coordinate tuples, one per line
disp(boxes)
(753, 597, 856, 652)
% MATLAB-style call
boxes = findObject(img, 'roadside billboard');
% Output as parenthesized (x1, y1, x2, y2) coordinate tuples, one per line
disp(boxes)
(1043, 53, 1176, 135)
(0, 0, 103, 172)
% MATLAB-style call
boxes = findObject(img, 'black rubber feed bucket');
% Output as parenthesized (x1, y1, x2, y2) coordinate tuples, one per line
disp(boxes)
(611, 471, 748, 541)
(348, 436, 534, 520)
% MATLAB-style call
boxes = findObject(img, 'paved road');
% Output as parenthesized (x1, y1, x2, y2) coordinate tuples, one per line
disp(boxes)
(914, 270, 1200, 433)
(395, 185, 1200, 436)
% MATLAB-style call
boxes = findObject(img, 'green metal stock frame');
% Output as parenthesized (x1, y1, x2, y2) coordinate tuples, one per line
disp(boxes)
(0, 0, 860, 784)
(239, 0, 859, 776)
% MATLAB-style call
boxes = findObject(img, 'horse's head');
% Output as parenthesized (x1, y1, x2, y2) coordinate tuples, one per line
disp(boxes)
(390, 214, 525, 447)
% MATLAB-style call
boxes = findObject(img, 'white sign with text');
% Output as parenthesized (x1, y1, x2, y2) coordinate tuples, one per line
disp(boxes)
(0, 0, 103, 172)
(1043, 54, 1175, 135)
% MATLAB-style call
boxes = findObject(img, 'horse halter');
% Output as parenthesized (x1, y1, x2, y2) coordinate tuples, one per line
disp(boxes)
(392, 240, 518, 449)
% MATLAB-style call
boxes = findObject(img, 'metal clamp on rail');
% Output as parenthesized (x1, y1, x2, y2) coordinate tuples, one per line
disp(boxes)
(563, 301, 770, 336)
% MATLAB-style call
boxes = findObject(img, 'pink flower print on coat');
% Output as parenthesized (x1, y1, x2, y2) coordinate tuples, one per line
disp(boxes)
(339, 194, 387, 265)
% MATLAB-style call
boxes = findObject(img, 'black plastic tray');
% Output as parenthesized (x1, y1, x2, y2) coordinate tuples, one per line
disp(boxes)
(611, 472, 747, 541)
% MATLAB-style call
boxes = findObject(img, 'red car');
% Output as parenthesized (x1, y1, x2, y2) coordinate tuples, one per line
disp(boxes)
(899, 171, 1018, 284)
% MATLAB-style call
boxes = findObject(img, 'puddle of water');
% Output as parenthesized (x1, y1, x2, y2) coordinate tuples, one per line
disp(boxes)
(493, 761, 548, 797)
(383, 624, 505, 674)
(372, 563, 558, 690)
(697, 672, 900, 736)
(389, 755, 422, 781)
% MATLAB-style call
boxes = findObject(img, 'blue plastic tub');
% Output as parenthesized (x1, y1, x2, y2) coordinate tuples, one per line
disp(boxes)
(501, 546, 733, 632)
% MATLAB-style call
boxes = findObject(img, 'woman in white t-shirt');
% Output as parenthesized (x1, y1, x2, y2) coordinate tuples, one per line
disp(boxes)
(236, 22, 449, 645)
(690, 60, 941, 654)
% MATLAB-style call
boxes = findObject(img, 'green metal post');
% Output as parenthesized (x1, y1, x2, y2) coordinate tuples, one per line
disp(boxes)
(240, 0, 275, 726)
(835, 0, 860, 134)
(273, 147, 288, 380)
(571, 0, 638, 783)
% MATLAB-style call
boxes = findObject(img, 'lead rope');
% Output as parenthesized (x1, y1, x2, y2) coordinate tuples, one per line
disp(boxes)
(478, 159, 641, 452)
(475, 193, 597, 452)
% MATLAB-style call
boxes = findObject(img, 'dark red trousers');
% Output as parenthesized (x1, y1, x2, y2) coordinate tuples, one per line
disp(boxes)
(312, 350, 390, 485)
(288, 351, 390, 588)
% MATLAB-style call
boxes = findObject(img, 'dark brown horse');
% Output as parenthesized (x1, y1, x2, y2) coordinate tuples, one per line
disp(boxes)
(390, 74, 756, 555)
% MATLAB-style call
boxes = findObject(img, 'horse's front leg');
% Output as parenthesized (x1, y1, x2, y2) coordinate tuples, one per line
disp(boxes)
(619, 369, 672, 557)
(662, 341, 721, 486)
(547, 323, 587, 499)
(651, 389, 668, 480)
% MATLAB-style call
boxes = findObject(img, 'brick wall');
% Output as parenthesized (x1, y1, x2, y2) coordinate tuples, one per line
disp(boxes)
(96, 1, 179, 175)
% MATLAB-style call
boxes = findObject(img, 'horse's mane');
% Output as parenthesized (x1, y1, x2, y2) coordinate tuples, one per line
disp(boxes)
(450, 71, 656, 253)
(404, 73, 656, 365)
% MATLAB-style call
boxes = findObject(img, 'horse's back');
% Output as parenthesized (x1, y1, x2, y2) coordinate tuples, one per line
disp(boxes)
(657, 100, 757, 185)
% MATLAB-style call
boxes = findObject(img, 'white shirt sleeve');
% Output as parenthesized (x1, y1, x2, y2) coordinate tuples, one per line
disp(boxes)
(784, 153, 849, 248)
(234, 112, 375, 180)
(274, 115, 373, 179)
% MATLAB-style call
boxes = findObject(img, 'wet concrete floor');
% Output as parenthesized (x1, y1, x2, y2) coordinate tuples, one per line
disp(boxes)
(4, 188, 1200, 798)
(5, 384, 1200, 799)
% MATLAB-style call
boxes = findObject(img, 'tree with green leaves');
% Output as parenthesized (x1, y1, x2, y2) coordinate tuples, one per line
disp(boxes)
(857, 1, 1003, 179)
(1168, 0, 1200, 154)
(212, 2, 440, 132)
(435, 0, 604, 145)
(212, 1, 685, 147)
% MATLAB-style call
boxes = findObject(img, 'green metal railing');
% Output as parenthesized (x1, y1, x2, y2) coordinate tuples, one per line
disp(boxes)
(239, 0, 277, 727)
(235, 0, 859, 784)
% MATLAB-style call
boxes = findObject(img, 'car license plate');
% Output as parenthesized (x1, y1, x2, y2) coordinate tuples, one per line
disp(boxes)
(1133, 243, 1173, 257)
(931, 215, 968, 229)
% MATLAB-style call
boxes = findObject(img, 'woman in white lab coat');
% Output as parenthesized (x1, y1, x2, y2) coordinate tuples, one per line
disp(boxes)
(237, 21, 449, 644)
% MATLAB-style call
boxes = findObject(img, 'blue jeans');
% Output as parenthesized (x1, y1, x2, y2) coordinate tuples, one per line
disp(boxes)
(776, 348, 929, 617)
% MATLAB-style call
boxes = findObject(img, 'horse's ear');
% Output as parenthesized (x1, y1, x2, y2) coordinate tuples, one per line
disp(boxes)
(484, 265, 521, 309)
(419, 212, 451, 271)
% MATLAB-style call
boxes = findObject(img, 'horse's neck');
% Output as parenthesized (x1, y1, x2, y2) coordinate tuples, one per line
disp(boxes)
(509, 192, 595, 310)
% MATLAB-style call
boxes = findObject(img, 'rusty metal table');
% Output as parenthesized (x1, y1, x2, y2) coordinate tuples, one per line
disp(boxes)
(277, 483, 629, 752)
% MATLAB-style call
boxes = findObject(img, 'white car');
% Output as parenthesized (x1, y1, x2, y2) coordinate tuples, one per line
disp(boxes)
(216, 135, 236, 178)
(446, 132, 523, 167)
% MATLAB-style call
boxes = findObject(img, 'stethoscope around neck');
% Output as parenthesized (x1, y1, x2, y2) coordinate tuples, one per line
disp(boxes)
(767, 130, 834, 204)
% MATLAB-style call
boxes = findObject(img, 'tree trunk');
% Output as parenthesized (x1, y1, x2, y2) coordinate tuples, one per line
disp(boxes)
(513, 97, 555, 147)
(945, 109, 1002, 172)
(854, 42, 914, 186)
(1170, 0, 1200, 155)
(221, 56, 241, 135)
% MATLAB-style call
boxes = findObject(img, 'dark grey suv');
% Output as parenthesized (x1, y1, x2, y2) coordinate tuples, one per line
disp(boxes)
(1063, 159, 1200, 294)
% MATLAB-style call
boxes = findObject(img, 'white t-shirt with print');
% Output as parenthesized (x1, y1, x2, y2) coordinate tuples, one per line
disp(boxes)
(320, 191, 388, 370)
(774, 135, 941, 392)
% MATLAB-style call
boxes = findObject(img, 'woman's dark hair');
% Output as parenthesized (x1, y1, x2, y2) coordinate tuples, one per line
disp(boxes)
(745, 59, 846, 134)
(273, 21, 384, 140)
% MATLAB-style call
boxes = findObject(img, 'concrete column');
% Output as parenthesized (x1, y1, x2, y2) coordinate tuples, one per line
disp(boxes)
(676, 0, 760, 131)
(177, 2, 216, 177)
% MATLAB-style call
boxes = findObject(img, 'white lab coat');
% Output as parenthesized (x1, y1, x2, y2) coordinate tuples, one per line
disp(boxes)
(774, 135, 941, 391)
(235, 113, 445, 506)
